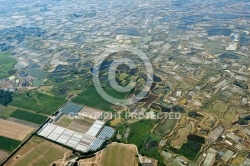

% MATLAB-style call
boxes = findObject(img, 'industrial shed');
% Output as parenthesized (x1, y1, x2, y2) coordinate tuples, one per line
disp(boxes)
(97, 126, 115, 140)
(37, 119, 114, 153)
(59, 102, 83, 115)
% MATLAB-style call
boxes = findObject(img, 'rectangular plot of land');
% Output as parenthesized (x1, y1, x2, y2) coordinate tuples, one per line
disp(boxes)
(0, 119, 35, 141)
(4, 136, 70, 166)
(0, 136, 21, 152)
(55, 114, 74, 128)
(68, 122, 91, 134)
(63, 129, 75, 137)
(38, 123, 56, 137)
(53, 126, 66, 135)
(57, 137, 69, 144)
(59, 102, 83, 115)
(67, 139, 79, 147)
(47, 133, 60, 141)
(86, 120, 105, 137)
(66, 141, 77, 148)
(68, 118, 95, 134)
(79, 106, 104, 119)
(0, 150, 8, 163)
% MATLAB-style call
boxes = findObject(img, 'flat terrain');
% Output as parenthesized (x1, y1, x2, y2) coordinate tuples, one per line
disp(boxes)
(202, 112, 217, 128)
(5, 136, 70, 166)
(209, 100, 229, 118)
(223, 107, 237, 123)
(0, 150, 8, 163)
(0, 136, 21, 152)
(79, 106, 104, 119)
(0, 106, 16, 118)
(68, 118, 95, 134)
(0, 119, 34, 141)
(100, 143, 139, 166)
(172, 122, 192, 147)
(79, 143, 139, 166)
(0, 52, 16, 79)
(73, 86, 128, 111)
(10, 90, 66, 115)
(154, 118, 178, 137)
(10, 109, 48, 124)
(73, 87, 112, 111)
(55, 115, 95, 134)
(55, 114, 74, 128)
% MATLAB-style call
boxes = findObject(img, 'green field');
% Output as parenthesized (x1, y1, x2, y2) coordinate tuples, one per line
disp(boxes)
(73, 86, 129, 111)
(169, 141, 202, 161)
(0, 52, 17, 79)
(10, 90, 66, 115)
(0, 136, 21, 152)
(212, 101, 229, 113)
(125, 120, 164, 165)
(207, 100, 229, 118)
(32, 79, 44, 87)
(27, 69, 47, 79)
(153, 118, 178, 137)
(55, 115, 74, 127)
(127, 120, 156, 148)
(10, 109, 48, 124)
(223, 107, 237, 122)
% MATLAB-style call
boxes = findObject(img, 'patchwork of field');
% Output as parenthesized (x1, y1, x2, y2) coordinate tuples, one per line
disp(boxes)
(55, 115, 95, 134)
(73, 86, 128, 111)
(5, 136, 71, 166)
(0, 106, 15, 118)
(0, 119, 34, 141)
(10, 90, 66, 115)
(79, 143, 139, 166)
(68, 118, 95, 134)
(0, 52, 17, 79)
(55, 115, 74, 128)
(9, 109, 48, 124)
(154, 118, 178, 137)
(207, 100, 229, 119)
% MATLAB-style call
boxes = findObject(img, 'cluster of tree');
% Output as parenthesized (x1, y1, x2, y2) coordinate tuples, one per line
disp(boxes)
(169, 141, 202, 161)
(0, 89, 13, 106)
(237, 116, 250, 125)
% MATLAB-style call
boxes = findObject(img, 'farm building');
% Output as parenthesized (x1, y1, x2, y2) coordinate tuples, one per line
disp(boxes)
(208, 126, 224, 143)
(59, 102, 83, 115)
(85, 120, 105, 137)
(202, 148, 217, 166)
(97, 126, 115, 140)
(38, 119, 115, 153)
